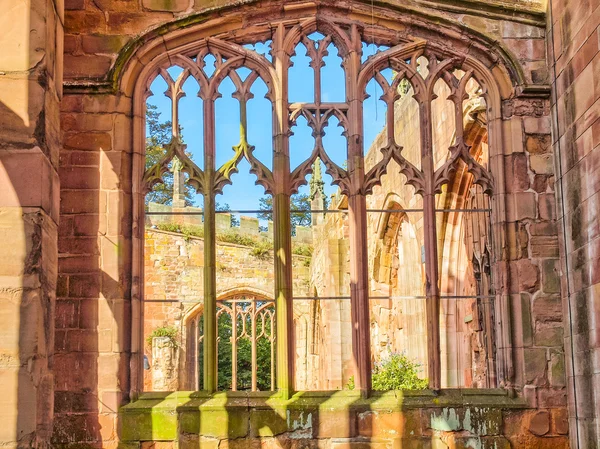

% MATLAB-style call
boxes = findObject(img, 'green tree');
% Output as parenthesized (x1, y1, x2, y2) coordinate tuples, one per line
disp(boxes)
(145, 104, 196, 206)
(258, 193, 317, 230)
(216, 305, 273, 391)
(371, 353, 428, 390)
(216, 202, 240, 227)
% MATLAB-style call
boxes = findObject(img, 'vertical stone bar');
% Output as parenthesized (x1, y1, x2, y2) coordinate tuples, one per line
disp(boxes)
(346, 38, 372, 395)
(272, 25, 294, 397)
(420, 101, 441, 390)
(251, 302, 258, 391)
(203, 99, 217, 392)
(348, 194, 372, 394)
(0, 0, 62, 446)
(231, 305, 237, 391)
(273, 192, 294, 396)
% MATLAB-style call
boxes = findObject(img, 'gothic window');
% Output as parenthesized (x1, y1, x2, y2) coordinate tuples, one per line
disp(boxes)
(139, 17, 499, 393)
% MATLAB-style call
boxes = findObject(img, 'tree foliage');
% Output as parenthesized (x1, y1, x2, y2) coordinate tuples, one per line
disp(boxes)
(258, 193, 315, 230)
(215, 305, 273, 391)
(371, 353, 428, 390)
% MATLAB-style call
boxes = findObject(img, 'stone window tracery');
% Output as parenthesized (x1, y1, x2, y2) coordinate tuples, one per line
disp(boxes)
(139, 16, 503, 394)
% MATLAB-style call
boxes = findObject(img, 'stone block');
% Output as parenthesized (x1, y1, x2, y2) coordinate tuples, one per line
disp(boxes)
(64, 54, 113, 79)
(526, 134, 552, 154)
(523, 348, 547, 385)
(514, 259, 540, 293)
(505, 153, 530, 192)
(60, 166, 101, 190)
(530, 154, 554, 175)
(524, 117, 552, 135)
(82, 34, 130, 53)
(529, 411, 550, 436)
(507, 192, 537, 221)
(142, 0, 189, 12)
(0, 149, 60, 221)
(550, 350, 566, 387)
(552, 408, 569, 435)
(64, 131, 112, 152)
(541, 259, 560, 294)
(534, 322, 564, 347)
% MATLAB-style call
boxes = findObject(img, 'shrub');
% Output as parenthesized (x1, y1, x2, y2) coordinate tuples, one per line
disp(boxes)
(371, 353, 428, 390)
(146, 325, 179, 348)
(154, 222, 204, 238)
(216, 231, 256, 247)
(250, 240, 272, 260)
(292, 243, 313, 257)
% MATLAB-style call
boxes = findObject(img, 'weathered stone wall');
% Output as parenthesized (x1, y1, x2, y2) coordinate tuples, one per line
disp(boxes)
(55, 85, 133, 448)
(120, 390, 570, 449)
(51, 0, 568, 447)
(143, 228, 311, 390)
(547, 0, 600, 447)
(0, 0, 62, 447)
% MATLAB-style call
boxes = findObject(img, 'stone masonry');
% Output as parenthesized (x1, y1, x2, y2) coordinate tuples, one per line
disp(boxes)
(0, 0, 597, 448)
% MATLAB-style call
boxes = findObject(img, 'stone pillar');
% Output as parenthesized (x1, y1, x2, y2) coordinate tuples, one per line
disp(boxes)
(151, 337, 178, 391)
(309, 157, 326, 226)
(548, 0, 600, 447)
(171, 157, 186, 208)
(0, 0, 62, 447)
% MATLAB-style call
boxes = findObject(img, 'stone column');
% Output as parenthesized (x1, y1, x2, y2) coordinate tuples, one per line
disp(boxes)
(0, 0, 62, 447)
(548, 0, 600, 446)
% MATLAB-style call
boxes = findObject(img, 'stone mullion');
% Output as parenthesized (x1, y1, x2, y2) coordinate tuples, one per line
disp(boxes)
(131, 103, 147, 397)
(346, 49, 372, 395)
(273, 30, 295, 397)
(488, 113, 513, 387)
(203, 98, 218, 393)
(420, 99, 442, 390)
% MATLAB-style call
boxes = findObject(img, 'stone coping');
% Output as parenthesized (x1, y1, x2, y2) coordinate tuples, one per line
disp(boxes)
(123, 388, 528, 411)
(119, 389, 530, 442)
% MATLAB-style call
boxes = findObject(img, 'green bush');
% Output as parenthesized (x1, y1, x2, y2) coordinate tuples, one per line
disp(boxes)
(371, 353, 428, 390)
(216, 231, 257, 247)
(292, 243, 313, 257)
(154, 223, 204, 238)
(146, 325, 179, 348)
(152, 223, 275, 259)
(250, 240, 272, 260)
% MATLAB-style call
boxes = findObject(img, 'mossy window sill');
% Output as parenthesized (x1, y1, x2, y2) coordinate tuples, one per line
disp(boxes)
(124, 388, 527, 411)
(119, 389, 529, 442)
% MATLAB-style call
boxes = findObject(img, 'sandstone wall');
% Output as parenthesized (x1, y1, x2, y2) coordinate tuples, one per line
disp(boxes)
(0, 0, 62, 447)
(548, 0, 600, 447)
(143, 228, 311, 390)
(53, 0, 567, 447)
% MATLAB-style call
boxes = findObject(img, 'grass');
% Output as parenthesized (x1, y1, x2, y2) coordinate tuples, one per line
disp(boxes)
(150, 223, 314, 261)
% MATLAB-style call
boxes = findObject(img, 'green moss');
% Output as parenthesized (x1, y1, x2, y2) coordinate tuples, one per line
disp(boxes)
(146, 324, 179, 348)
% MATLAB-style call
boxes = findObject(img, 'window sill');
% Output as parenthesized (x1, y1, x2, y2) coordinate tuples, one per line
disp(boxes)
(120, 389, 529, 442)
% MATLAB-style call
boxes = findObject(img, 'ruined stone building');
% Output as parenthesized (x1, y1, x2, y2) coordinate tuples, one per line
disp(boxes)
(1, 0, 600, 448)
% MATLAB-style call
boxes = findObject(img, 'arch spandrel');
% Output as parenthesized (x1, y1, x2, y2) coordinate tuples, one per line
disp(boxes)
(117, 2, 528, 101)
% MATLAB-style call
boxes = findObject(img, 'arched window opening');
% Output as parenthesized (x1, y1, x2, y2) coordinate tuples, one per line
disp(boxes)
(138, 18, 502, 394)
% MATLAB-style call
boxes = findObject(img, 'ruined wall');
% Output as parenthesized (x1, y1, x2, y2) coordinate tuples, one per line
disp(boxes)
(0, 0, 62, 447)
(547, 0, 600, 447)
(143, 228, 311, 390)
(52, 0, 568, 447)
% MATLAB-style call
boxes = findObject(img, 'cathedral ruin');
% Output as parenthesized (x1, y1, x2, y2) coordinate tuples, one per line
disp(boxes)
(0, 0, 599, 448)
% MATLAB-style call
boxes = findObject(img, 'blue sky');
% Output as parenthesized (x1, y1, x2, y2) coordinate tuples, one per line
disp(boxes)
(146, 38, 390, 212)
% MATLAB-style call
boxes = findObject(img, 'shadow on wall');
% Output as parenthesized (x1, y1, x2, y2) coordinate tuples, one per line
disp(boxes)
(50, 94, 130, 448)
(0, 92, 56, 447)
(119, 387, 527, 447)
(120, 389, 380, 447)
